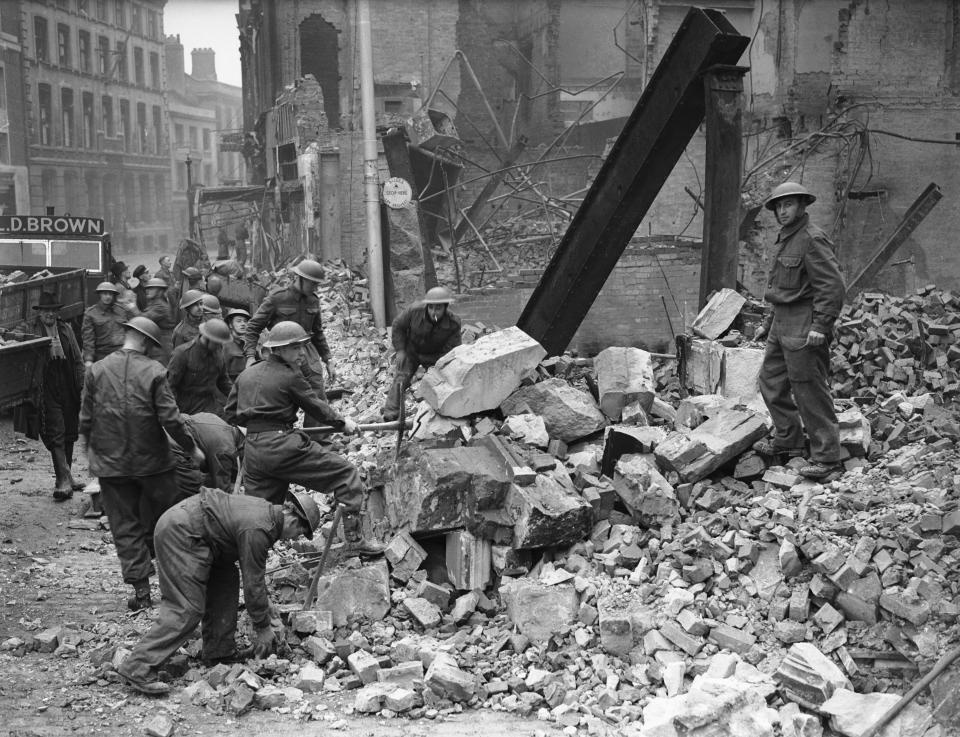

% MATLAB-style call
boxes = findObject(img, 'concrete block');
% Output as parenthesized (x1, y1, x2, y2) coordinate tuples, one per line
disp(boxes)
(143, 714, 175, 737)
(612, 453, 679, 526)
(415, 580, 451, 610)
(424, 652, 477, 702)
(312, 560, 391, 627)
(691, 288, 746, 340)
(502, 413, 550, 448)
(290, 610, 333, 635)
(594, 346, 656, 420)
(773, 642, 852, 706)
(301, 635, 336, 664)
(403, 597, 442, 629)
(655, 409, 769, 483)
(500, 377, 607, 443)
(721, 347, 764, 399)
(600, 425, 669, 476)
(383, 530, 427, 583)
(506, 468, 594, 549)
(377, 661, 424, 689)
(837, 409, 871, 456)
(499, 578, 579, 644)
(707, 623, 757, 655)
(683, 338, 723, 394)
(354, 682, 398, 713)
(420, 326, 546, 417)
(450, 590, 479, 624)
(295, 665, 326, 693)
(822, 688, 932, 737)
(445, 530, 491, 590)
(347, 649, 381, 685)
(384, 687, 418, 712)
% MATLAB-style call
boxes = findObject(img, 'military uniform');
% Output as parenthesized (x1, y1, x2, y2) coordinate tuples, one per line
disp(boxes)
(167, 337, 232, 416)
(384, 302, 462, 419)
(758, 212, 845, 463)
(223, 335, 246, 383)
(81, 302, 135, 362)
(244, 284, 331, 424)
(169, 412, 243, 494)
(224, 354, 362, 509)
(119, 489, 284, 677)
(79, 349, 197, 589)
(171, 314, 201, 349)
(142, 294, 175, 365)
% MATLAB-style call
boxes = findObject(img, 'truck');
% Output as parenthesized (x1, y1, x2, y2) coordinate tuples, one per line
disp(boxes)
(0, 213, 114, 409)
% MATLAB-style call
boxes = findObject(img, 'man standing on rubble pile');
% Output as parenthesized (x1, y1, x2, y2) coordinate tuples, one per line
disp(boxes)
(382, 286, 462, 422)
(753, 182, 845, 480)
(115, 488, 321, 695)
(225, 321, 384, 556)
(167, 318, 233, 416)
(79, 316, 203, 611)
(243, 259, 336, 426)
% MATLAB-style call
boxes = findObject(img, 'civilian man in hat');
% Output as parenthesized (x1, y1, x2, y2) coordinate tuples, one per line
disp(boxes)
(167, 318, 233, 417)
(81, 281, 136, 368)
(753, 182, 845, 480)
(115, 488, 321, 694)
(172, 289, 204, 349)
(131, 265, 150, 311)
(142, 278, 175, 365)
(225, 321, 383, 556)
(79, 316, 203, 611)
(383, 286, 462, 421)
(223, 308, 250, 383)
(14, 293, 85, 499)
(244, 259, 335, 426)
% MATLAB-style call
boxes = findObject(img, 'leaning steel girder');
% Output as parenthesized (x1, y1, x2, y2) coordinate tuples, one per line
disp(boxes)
(517, 7, 749, 356)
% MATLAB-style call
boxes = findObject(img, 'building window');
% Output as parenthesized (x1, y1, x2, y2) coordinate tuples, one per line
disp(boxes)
(101, 94, 114, 137)
(119, 98, 130, 151)
(57, 24, 71, 68)
(38, 83, 52, 145)
(140, 175, 150, 221)
(97, 35, 109, 75)
(114, 0, 125, 28)
(136, 102, 146, 153)
(61, 88, 75, 147)
(82, 92, 95, 148)
(189, 125, 197, 149)
(131, 4, 142, 34)
(96, 0, 108, 21)
(133, 46, 144, 85)
(116, 42, 127, 82)
(174, 123, 183, 144)
(149, 51, 159, 88)
(34, 17, 49, 63)
(78, 30, 91, 73)
(146, 9, 158, 39)
(202, 128, 210, 151)
(152, 105, 162, 154)
(78, 0, 89, 15)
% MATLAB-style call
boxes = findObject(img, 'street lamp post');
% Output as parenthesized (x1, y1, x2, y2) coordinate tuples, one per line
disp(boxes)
(185, 153, 195, 239)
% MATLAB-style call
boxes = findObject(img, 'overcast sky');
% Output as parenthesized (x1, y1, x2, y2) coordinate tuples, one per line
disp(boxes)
(164, 0, 243, 87)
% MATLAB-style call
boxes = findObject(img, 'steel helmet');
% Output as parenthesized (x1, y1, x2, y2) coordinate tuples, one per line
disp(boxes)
(286, 491, 321, 539)
(199, 318, 231, 344)
(262, 321, 310, 349)
(183, 266, 202, 281)
(423, 286, 454, 304)
(123, 316, 161, 346)
(206, 274, 223, 296)
(292, 259, 324, 283)
(225, 308, 251, 324)
(200, 293, 222, 313)
(144, 277, 168, 290)
(95, 281, 120, 294)
(179, 289, 204, 309)
(764, 182, 816, 211)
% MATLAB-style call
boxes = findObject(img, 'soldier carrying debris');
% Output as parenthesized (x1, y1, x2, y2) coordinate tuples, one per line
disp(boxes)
(115, 488, 321, 695)
(225, 321, 383, 556)
(382, 286, 462, 421)
(753, 182, 845, 479)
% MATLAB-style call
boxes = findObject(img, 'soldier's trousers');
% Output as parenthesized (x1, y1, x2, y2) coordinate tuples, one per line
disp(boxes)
(758, 301, 841, 463)
(120, 501, 239, 679)
(242, 428, 363, 510)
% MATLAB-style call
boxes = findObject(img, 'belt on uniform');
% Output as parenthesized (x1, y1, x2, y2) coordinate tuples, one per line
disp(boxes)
(245, 421, 293, 433)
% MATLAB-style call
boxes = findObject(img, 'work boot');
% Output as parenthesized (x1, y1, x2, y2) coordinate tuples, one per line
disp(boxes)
(127, 581, 153, 611)
(64, 442, 85, 491)
(799, 460, 843, 480)
(116, 659, 170, 696)
(751, 438, 804, 458)
(341, 512, 384, 556)
(51, 447, 74, 501)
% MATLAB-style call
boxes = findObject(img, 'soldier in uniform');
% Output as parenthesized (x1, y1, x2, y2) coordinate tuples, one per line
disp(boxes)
(225, 321, 383, 556)
(223, 308, 250, 383)
(167, 318, 233, 416)
(79, 316, 203, 611)
(753, 182, 846, 480)
(81, 281, 136, 369)
(169, 412, 243, 495)
(115, 489, 320, 694)
(141, 278, 175, 365)
(243, 259, 335, 426)
(172, 289, 204, 349)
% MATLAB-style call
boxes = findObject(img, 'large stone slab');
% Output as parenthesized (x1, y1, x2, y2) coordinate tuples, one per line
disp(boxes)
(654, 409, 769, 482)
(601, 425, 670, 476)
(639, 676, 778, 737)
(385, 445, 509, 533)
(683, 338, 724, 395)
(821, 688, 933, 737)
(420, 327, 546, 417)
(499, 578, 579, 644)
(594, 346, 656, 420)
(837, 409, 871, 456)
(690, 288, 747, 340)
(613, 454, 679, 526)
(312, 560, 390, 627)
(721, 347, 764, 400)
(505, 467, 594, 549)
(773, 642, 852, 706)
(500, 378, 607, 443)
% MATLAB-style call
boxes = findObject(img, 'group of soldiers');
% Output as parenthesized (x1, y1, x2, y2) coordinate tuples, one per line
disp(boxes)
(21, 250, 468, 695)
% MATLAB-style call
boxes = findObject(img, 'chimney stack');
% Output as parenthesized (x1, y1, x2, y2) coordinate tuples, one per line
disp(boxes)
(191, 48, 217, 81)
(164, 34, 185, 93)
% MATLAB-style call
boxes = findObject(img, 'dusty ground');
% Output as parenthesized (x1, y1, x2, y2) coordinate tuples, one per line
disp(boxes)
(0, 415, 554, 737)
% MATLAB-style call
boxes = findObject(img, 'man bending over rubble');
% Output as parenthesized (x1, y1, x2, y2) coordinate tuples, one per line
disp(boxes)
(753, 182, 845, 479)
(383, 285, 462, 421)
(225, 321, 383, 556)
(115, 488, 321, 695)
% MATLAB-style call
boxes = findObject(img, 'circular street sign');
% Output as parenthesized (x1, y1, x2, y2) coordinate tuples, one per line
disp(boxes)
(382, 177, 413, 209)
